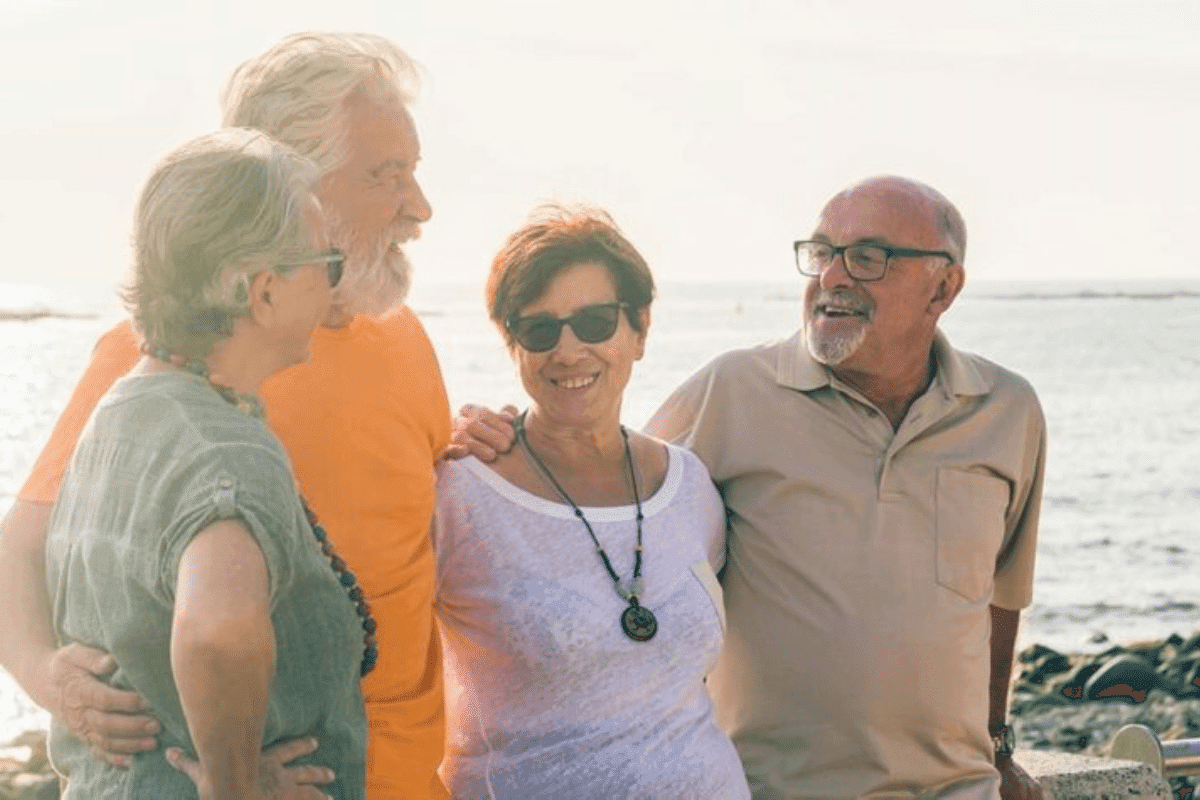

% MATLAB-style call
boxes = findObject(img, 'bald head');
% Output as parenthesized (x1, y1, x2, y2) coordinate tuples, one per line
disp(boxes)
(823, 176, 966, 265)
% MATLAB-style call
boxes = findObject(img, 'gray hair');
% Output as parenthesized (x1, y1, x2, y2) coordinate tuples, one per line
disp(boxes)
(220, 32, 421, 174)
(932, 191, 967, 264)
(122, 128, 321, 359)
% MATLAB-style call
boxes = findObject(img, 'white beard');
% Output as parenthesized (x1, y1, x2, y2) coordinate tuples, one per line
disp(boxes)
(328, 214, 421, 317)
(805, 321, 869, 365)
(803, 288, 873, 365)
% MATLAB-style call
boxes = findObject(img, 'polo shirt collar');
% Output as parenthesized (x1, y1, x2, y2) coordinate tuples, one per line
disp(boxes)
(930, 330, 991, 398)
(775, 330, 830, 391)
(775, 328, 991, 398)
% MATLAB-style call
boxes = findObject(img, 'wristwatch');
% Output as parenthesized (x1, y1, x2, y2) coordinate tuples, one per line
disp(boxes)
(989, 723, 1015, 757)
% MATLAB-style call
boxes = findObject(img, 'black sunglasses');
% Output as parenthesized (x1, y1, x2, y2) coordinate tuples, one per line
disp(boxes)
(277, 247, 347, 288)
(506, 302, 629, 352)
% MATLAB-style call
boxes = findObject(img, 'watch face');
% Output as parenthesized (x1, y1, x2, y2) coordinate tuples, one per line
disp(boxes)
(991, 724, 1015, 755)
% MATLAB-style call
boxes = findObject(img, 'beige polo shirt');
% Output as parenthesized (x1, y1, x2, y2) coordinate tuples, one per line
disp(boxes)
(646, 330, 1046, 800)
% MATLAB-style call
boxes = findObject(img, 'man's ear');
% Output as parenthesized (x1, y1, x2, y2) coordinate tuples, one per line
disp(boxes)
(246, 269, 278, 327)
(930, 264, 965, 315)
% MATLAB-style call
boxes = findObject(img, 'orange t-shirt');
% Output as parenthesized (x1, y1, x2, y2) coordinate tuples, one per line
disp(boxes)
(21, 310, 452, 800)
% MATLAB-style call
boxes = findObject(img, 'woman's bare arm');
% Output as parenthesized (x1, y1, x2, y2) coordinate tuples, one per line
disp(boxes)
(172, 518, 274, 800)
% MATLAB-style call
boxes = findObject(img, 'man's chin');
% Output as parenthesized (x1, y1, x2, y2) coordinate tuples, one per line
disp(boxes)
(809, 345, 855, 366)
(805, 327, 865, 367)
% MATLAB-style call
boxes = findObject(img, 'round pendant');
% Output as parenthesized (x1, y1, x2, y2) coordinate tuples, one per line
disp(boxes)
(621, 604, 658, 642)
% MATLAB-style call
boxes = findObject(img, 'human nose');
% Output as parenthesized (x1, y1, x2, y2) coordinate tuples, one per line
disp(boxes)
(549, 322, 587, 360)
(817, 249, 855, 291)
(401, 174, 432, 223)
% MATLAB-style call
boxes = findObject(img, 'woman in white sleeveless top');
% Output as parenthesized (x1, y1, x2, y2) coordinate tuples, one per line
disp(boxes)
(433, 204, 749, 800)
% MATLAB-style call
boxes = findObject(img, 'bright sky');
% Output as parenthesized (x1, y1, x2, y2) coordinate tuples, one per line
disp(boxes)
(1, 0, 1197, 298)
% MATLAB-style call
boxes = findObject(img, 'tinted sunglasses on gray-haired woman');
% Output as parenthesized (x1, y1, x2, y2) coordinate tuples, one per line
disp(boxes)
(277, 247, 347, 288)
(506, 302, 629, 352)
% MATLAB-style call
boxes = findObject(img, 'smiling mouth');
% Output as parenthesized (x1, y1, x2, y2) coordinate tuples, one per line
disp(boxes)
(552, 374, 598, 390)
(816, 302, 870, 320)
(812, 287, 874, 320)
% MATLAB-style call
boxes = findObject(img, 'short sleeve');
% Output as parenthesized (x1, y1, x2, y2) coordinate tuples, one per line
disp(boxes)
(390, 308, 452, 461)
(992, 393, 1048, 610)
(19, 320, 142, 504)
(155, 445, 302, 608)
(645, 365, 713, 449)
(645, 358, 741, 487)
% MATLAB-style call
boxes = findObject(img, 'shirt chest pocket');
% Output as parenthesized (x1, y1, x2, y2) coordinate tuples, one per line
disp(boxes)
(935, 468, 1011, 603)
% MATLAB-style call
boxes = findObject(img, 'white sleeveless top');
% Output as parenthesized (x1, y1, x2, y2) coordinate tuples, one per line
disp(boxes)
(433, 444, 749, 800)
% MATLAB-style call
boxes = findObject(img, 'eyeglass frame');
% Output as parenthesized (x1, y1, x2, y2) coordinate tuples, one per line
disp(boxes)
(276, 247, 347, 288)
(505, 301, 632, 353)
(792, 239, 957, 282)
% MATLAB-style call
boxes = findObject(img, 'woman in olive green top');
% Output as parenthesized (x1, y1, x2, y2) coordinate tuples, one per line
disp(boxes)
(44, 129, 368, 800)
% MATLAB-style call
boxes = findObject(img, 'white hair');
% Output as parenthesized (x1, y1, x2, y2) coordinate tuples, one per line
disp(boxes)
(805, 323, 869, 366)
(220, 32, 421, 173)
(803, 287, 875, 366)
(325, 210, 421, 316)
(122, 128, 320, 358)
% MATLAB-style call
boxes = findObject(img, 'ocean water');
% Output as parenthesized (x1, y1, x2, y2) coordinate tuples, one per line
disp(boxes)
(2, 278, 1199, 741)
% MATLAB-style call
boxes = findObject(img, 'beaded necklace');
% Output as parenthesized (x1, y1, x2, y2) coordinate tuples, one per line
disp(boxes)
(141, 343, 378, 675)
(515, 412, 658, 642)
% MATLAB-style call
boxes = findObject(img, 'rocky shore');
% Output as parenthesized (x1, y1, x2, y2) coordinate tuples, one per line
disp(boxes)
(3, 632, 1198, 799)
(1012, 631, 1200, 798)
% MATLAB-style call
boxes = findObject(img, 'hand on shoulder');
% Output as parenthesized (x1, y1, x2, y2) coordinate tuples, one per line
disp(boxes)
(445, 404, 518, 462)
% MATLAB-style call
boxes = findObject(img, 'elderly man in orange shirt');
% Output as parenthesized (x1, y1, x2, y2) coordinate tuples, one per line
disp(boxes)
(0, 32, 451, 800)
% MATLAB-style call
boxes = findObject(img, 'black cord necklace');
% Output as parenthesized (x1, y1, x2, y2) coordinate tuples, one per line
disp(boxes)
(515, 412, 657, 642)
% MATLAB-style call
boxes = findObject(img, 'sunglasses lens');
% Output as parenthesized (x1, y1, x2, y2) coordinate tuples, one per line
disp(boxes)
(510, 304, 624, 352)
(512, 318, 562, 352)
(569, 305, 621, 343)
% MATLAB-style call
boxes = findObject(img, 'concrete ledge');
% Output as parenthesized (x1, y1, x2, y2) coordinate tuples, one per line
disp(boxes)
(1016, 749, 1173, 799)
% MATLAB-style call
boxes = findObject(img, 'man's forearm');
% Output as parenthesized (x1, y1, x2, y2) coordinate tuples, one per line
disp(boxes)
(989, 604, 1021, 729)
(0, 500, 61, 709)
(991, 604, 1044, 796)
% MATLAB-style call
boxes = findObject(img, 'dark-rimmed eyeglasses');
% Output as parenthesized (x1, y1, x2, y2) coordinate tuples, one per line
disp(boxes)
(793, 240, 955, 282)
(277, 247, 347, 288)
(507, 302, 629, 352)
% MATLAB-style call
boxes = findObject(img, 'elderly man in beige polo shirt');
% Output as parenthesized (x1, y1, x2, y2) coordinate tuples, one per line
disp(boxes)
(645, 175, 1046, 800)
(452, 175, 1046, 800)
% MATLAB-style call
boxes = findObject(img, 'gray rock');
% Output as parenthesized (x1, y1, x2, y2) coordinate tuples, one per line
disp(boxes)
(1085, 654, 1167, 703)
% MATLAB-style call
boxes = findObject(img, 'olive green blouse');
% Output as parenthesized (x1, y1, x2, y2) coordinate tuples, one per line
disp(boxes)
(46, 371, 366, 799)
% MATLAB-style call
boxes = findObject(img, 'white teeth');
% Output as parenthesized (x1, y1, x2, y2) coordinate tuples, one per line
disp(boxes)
(555, 375, 597, 389)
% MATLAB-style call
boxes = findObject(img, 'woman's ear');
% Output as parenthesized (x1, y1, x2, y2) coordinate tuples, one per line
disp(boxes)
(246, 269, 278, 327)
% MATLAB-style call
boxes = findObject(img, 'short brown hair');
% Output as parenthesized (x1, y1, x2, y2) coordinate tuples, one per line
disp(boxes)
(486, 204, 655, 344)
